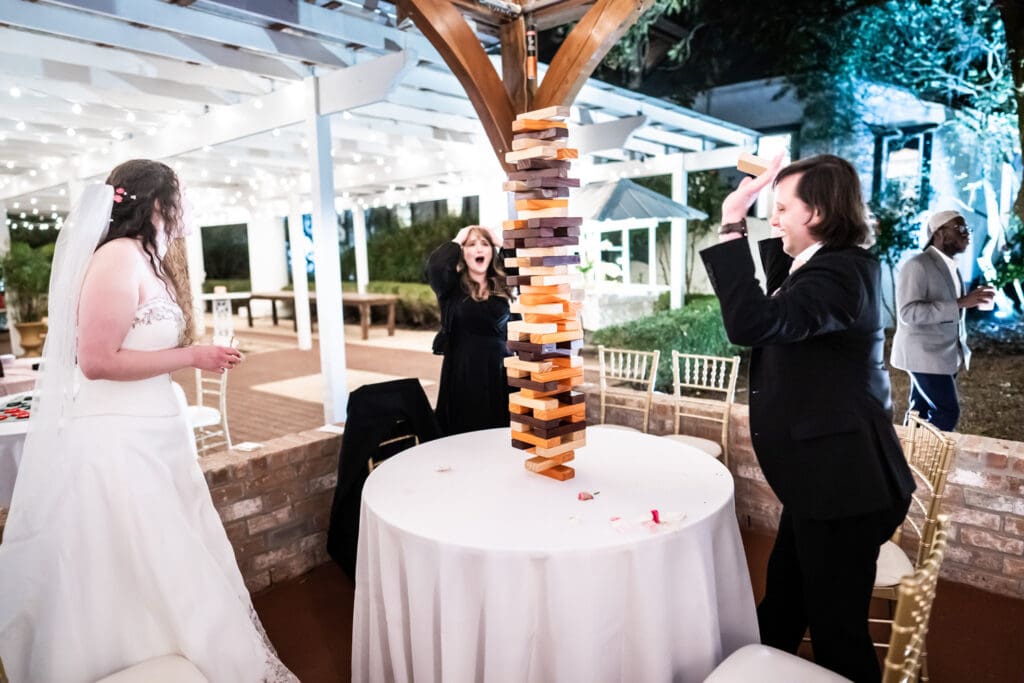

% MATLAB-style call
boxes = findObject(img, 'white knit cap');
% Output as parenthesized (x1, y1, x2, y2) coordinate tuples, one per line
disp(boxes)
(927, 210, 964, 240)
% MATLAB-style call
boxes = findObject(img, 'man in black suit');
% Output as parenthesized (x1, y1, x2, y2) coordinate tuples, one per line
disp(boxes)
(700, 155, 915, 682)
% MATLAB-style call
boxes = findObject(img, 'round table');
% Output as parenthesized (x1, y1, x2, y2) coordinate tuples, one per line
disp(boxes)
(352, 426, 758, 683)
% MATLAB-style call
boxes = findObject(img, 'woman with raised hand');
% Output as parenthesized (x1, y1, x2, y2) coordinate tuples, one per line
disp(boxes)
(0, 160, 296, 682)
(426, 224, 515, 435)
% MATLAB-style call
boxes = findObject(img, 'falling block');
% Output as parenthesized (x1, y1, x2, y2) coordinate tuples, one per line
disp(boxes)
(512, 137, 568, 151)
(525, 452, 575, 473)
(512, 127, 569, 141)
(537, 464, 575, 481)
(512, 119, 569, 133)
(514, 199, 569, 211)
(737, 152, 771, 176)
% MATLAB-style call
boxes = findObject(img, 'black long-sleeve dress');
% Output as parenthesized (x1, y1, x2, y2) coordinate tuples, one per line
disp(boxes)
(426, 241, 512, 435)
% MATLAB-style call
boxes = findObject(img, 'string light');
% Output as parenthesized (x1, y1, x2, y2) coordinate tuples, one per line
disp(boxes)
(71, 103, 82, 115)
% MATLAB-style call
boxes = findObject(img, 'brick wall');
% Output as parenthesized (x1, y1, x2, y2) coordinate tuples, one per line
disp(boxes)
(584, 385, 1024, 599)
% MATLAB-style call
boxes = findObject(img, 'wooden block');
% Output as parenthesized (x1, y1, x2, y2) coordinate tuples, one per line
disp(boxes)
(527, 274, 581, 287)
(524, 453, 574, 473)
(509, 411, 576, 430)
(523, 313, 570, 324)
(515, 348, 577, 361)
(529, 432, 585, 457)
(512, 127, 569, 142)
(503, 219, 529, 229)
(537, 464, 575, 481)
(519, 283, 571, 294)
(549, 389, 586, 405)
(532, 365, 584, 382)
(504, 356, 554, 373)
(517, 246, 573, 257)
(503, 227, 579, 241)
(508, 376, 563, 393)
(520, 381, 575, 398)
(511, 302, 564, 315)
(505, 145, 569, 163)
(515, 199, 569, 211)
(508, 167, 568, 181)
(516, 158, 571, 171)
(737, 151, 770, 176)
(506, 367, 530, 378)
(513, 188, 570, 200)
(530, 329, 583, 344)
(515, 208, 570, 220)
(509, 237, 579, 248)
(520, 293, 570, 305)
(555, 320, 582, 332)
(511, 119, 568, 133)
(512, 429, 568, 450)
(509, 392, 559, 411)
(524, 177, 581, 189)
(516, 105, 570, 121)
(533, 402, 587, 421)
(502, 180, 529, 192)
(525, 216, 583, 228)
(551, 355, 584, 368)
(531, 419, 587, 440)
(508, 320, 557, 335)
(508, 340, 570, 355)
(529, 255, 580, 266)
(512, 137, 567, 151)
(518, 265, 569, 276)
(509, 402, 531, 414)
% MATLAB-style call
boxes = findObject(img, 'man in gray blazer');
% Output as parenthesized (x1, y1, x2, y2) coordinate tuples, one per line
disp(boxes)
(890, 210, 994, 430)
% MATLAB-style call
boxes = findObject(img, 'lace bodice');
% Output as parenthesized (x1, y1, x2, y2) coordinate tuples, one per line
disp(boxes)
(125, 297, 184, 351)
(71, 298, 185, 418)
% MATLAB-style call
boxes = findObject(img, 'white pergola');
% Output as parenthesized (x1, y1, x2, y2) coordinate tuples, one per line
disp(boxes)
(0, 0, 759, 422)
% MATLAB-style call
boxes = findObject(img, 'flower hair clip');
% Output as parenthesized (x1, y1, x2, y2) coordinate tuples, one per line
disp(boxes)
(112, 186, 137, 204)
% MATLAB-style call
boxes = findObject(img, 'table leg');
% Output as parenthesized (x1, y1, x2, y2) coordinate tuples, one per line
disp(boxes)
(360, 304, 369, 340)
(271, 300, 279, 326)
(246, 299, 253, 328)
(387, 303, 395, 336)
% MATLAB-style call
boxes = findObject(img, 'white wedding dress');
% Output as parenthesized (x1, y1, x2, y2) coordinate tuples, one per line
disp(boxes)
(0, 298, 297, 682)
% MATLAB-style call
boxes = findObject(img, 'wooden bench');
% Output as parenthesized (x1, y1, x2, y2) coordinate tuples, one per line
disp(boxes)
(246, 291, 399, 340)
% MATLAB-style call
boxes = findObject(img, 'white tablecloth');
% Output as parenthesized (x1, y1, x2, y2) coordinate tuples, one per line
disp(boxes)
(352, 425, 758, 683)
(0, 393, 31, 507)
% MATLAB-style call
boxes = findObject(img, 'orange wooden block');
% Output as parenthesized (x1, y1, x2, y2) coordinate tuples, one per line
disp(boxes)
(503, 219, 529, 229)
(534, 402, 587, 421)
(551, 356, 584, 368)
(504, 357, 553, 373)
(537, 464, 575, 481)
(519, 284, 571, 295)
(506, 368, 530, 378)
(520, 381, 574, 398)
(525, 451, 575, 472)
(513, 430, 564, 449)
(530, 329, 584, 344)
(509, 402, 531, 414)
(556, 148, 579, 160)
(533, 366, 584, 382)
(512, 119, 569, 132)
(514, 199, 569, 211)
(528, 433, 585, 458)
(520, 293, 570, 305)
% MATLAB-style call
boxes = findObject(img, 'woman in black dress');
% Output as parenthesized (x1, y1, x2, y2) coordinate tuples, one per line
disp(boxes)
(426, 225, 514, 435)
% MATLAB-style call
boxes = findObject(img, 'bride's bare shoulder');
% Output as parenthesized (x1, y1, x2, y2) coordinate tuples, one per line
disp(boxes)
(91, 237, 144, 266)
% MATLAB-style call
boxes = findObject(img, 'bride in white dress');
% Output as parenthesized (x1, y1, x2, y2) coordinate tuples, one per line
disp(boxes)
(0, 160, 297, 682)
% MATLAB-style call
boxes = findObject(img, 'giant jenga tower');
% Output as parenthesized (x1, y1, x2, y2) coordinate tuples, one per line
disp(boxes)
(502, 106, 586, 481)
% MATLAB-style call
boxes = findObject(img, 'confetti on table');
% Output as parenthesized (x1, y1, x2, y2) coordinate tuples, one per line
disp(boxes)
(577, 490, 599, 501)
(435, 466, 452, 473)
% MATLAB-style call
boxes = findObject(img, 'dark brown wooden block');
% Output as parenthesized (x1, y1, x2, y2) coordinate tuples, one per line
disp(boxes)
(510, 438, 533, 450)
(516, 158, 571, 171)
(529, 255, 580, 266)
(550, 390, 586, 405)
(521, 237, 579, 247)
(512, 127, 569, 141)
(510, 412, 578, 430)
(503, 227, 580, 240)
(508, 376, 563, 392)
(531, 419, 587, 439)
(526, 216, 583, 228)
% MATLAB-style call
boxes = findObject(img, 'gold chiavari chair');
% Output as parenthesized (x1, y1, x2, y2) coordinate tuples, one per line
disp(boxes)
(663, 351, 740, 465)
(596, 345, 660, 433)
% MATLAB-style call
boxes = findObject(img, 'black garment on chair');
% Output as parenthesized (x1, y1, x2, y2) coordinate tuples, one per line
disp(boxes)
(326, 378, 441, 582)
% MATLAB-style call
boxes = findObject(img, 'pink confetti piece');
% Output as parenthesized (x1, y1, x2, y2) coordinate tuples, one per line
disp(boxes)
(651, 509, 661, 524)
(578, 492, 593, 501)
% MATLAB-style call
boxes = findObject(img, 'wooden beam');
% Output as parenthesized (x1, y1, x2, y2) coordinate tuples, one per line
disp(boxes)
(397, 0, 516, 172)
(500, 17, 531, 114)
(534, 0, 655, 110)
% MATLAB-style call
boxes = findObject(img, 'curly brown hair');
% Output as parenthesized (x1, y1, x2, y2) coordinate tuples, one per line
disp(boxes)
(99, 159, 196, 344)
(457, 226, 513, 302)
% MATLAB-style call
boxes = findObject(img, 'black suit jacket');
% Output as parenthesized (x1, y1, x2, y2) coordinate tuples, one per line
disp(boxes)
(701, 237, 914, 519)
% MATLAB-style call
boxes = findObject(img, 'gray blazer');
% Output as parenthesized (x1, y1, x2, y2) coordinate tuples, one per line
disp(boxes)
(890, 248, 969, 374)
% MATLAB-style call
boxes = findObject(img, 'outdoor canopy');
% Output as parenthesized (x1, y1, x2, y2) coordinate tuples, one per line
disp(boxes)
(574, 178, 708, 222)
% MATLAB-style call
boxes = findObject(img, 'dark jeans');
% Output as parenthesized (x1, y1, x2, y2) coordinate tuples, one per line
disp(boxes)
(907, 371, 959, 431)
(757, 498, 910, 682)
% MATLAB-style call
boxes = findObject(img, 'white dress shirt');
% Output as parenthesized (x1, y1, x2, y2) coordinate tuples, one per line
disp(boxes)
(788, 241, 824, 274)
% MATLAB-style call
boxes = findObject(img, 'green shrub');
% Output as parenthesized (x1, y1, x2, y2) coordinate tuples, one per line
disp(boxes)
(340, 214, 473, 283)
(201, 278, 251, 293)
(591, 297, 743, 391)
